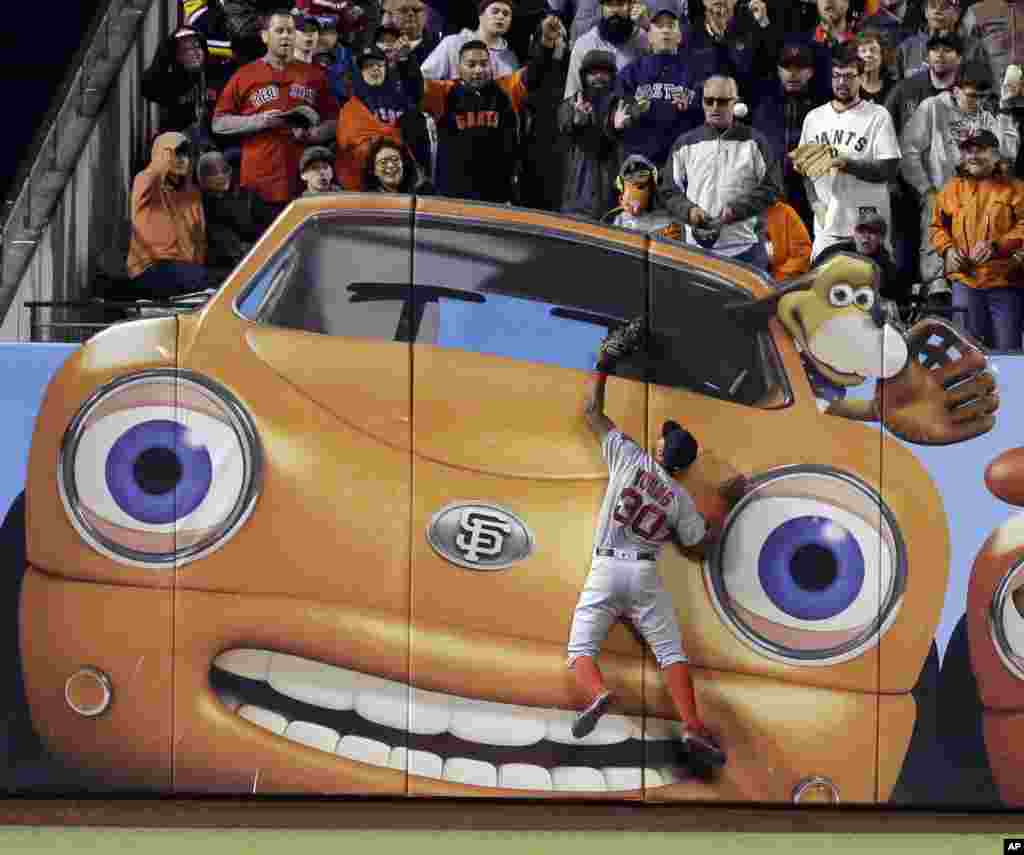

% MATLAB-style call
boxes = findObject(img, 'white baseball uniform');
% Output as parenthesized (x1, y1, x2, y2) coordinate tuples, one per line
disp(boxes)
(799, 99, 901, 259)
(567, 429, 706, 669)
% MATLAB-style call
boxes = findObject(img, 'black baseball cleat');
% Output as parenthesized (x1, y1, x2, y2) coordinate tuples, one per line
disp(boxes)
(681, 726, 727, 769)
(572, 691, 612, 739)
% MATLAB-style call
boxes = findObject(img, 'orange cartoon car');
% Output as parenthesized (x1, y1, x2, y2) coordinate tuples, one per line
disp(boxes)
(15, 194, 958, 802)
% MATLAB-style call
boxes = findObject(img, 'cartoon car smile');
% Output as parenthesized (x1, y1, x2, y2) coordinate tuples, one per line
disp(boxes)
(18, 195, 949, 802)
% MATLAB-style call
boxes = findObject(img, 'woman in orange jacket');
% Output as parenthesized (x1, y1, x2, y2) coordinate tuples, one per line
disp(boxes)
(930, 129, 1024, 351)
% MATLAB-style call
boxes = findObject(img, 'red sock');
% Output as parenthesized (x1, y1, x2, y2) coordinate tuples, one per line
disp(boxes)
(571, 656, 608, 703)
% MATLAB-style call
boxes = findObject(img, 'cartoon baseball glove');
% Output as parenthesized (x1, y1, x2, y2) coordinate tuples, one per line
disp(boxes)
(597, 317, 646, 369)
(876, 317, 999, 445)
(788, 143, 835, 179)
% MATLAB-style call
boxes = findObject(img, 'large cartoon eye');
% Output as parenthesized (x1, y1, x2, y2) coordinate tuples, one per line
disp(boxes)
(989, 563, 1024, 680)
(707, 466, 906, 665)
(59, 371, 261, 568)
(852, 287, 875, 311)
(829, 283, 854, 307)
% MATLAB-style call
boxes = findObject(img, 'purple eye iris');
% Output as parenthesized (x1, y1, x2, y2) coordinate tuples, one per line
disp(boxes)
(105, 420, 212, 525)
(758, 515, 865, 621)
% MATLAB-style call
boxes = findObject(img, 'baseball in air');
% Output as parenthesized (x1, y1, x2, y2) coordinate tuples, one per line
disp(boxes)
(733, 101, 748, 119)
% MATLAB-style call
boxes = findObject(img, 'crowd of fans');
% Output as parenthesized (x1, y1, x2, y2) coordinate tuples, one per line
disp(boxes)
(128, 0, 1024, 351)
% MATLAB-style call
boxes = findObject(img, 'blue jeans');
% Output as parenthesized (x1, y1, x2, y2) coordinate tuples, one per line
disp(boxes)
(131, 261, 210, 300)
(727, 241, 771, 273)
(952, 282, 1024, 351)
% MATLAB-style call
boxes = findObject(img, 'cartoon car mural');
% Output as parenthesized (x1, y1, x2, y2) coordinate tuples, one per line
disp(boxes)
(17, 194, 952, 802)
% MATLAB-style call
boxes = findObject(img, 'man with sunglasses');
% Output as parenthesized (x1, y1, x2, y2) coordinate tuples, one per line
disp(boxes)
(658, 74, 782, 270)
(797, 42, 901, 259)
(125, 132, 211, 299)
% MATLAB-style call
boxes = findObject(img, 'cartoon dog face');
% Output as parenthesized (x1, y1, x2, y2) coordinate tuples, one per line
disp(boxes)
(775, 254, 908, 388)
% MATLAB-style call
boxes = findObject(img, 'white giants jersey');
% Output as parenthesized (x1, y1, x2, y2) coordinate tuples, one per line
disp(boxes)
(799, 99, 901, 258)
(592, 430, 706, 556)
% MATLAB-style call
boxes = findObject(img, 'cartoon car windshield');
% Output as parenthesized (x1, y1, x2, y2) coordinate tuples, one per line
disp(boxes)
(236, 213, 789, 408)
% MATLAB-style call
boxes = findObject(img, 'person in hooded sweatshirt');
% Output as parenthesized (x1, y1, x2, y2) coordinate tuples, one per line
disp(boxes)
(409, 15, 566, 202)
(558, 49, 622, 219)
(421, 0, 521, 80)
(142, 27, 236, 152)
(609, 2, 709, 169)
(125, 132, 210, 299)
(564, 0, 650, 99)
(335, 43, 425, 189)
(606, 154, 677, 235)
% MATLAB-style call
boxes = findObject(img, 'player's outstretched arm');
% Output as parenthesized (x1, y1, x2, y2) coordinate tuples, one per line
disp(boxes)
(584, 370, 616, 443)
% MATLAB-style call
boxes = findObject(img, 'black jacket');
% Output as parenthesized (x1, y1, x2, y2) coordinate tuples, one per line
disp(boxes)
(202, 186, 279, 267)
(141, 31, 235, 140)
(408, 43, 557, 203)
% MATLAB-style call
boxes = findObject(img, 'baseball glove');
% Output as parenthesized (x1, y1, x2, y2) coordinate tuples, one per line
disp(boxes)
(788, 142, 836, 179)
(597, 317, 646, 369)
(876, 317, 998, 445)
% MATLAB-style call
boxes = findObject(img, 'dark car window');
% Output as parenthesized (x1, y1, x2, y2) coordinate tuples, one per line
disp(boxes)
(650, 262, 791, 408)
(411, 220, 647, 376)
(235, 216, 412, 339)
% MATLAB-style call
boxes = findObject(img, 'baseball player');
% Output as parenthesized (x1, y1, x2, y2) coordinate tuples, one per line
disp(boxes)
(566, 320, 733, 769)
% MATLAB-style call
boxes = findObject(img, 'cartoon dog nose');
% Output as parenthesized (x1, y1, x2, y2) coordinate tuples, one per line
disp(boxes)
(870, 298, 886, 328)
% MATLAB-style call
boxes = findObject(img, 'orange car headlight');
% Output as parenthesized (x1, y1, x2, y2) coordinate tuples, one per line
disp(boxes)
(706, 465, 907, 666)
(58, 370, 261, 569)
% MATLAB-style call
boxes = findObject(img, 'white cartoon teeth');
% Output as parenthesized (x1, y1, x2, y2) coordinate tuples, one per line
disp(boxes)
(214, 649, 687, 791)
(498, 763, 553, 790)
(267, 652, 358, 710)
(449, 697, 548, 747)
(443, 757, 498, 787)
(238, 704, 286, 734)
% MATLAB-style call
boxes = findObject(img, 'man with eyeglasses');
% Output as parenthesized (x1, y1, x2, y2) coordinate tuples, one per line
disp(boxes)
(658, 74, 782, 270)
(125, 132, 212, 299)
(381, 0, 439, 64)
(797, 43, 901, 259)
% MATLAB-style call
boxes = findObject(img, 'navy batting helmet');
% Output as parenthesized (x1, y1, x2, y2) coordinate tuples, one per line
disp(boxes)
(661, 420, 698, 474)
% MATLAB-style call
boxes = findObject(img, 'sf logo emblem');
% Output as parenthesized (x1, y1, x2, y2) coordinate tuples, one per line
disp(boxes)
(456, 510, 512, 562)
(427, 502, 535, 571)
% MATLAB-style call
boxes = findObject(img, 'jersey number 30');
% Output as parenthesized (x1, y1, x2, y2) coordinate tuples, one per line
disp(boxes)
(613, 487, 668, 541)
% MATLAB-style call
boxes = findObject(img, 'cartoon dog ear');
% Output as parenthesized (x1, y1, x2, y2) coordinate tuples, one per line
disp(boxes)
(724, 273, 817, 332)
